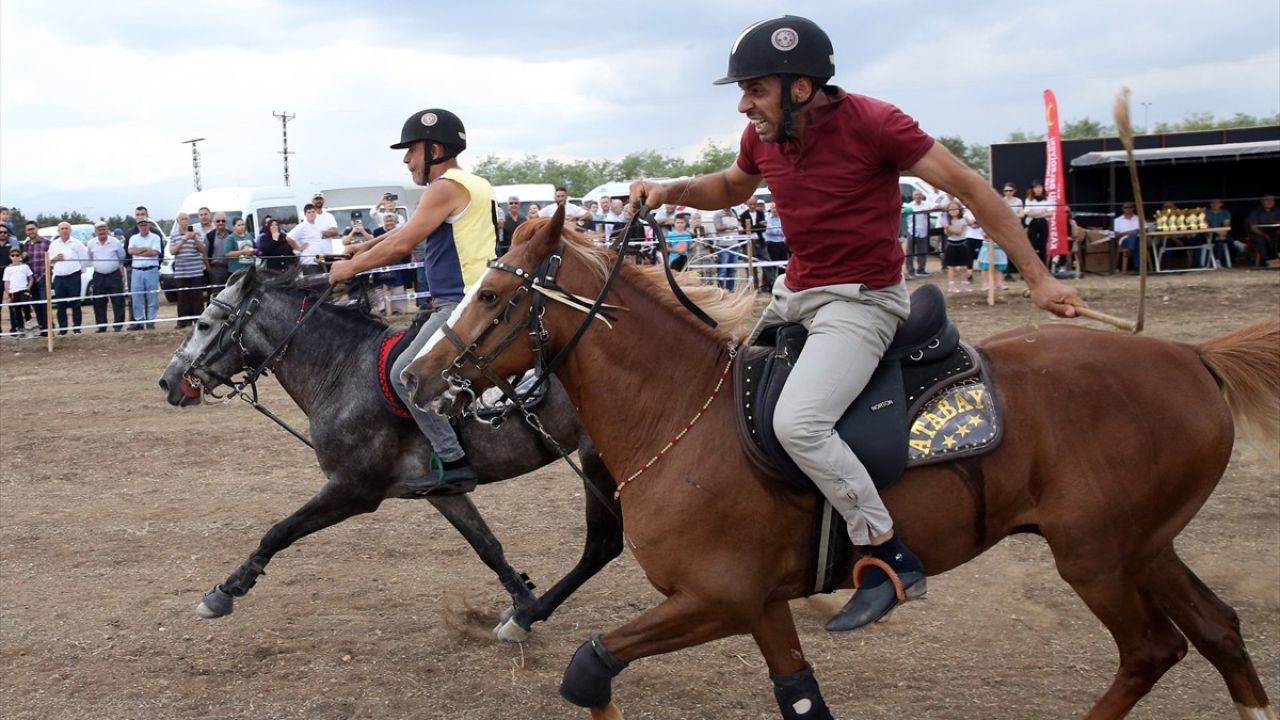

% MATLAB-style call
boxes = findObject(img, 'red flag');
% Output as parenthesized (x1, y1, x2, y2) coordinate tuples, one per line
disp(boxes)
(1043, 90, 1069, 256)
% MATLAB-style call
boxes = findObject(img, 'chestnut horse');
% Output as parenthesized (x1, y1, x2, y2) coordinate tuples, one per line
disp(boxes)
(403, 210, 1279, 720)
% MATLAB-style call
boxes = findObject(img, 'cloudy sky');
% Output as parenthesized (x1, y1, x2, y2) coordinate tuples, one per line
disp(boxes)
(2, 0, 1276, 217)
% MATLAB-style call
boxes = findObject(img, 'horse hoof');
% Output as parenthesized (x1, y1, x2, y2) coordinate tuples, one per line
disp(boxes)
(196, 585, 234, 619)
(494, 615, 531, 643)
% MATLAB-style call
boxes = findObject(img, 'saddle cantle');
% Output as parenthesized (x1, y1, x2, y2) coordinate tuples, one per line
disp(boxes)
(733, 284, 1003, 594)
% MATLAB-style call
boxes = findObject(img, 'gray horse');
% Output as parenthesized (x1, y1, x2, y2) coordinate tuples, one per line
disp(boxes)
(158, 267, 622, 641)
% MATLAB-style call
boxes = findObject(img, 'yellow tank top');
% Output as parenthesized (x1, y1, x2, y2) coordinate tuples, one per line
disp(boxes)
(441, 167, 498, 290)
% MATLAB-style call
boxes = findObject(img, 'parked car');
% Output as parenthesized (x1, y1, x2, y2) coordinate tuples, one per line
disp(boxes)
(161, 186, 302, 299)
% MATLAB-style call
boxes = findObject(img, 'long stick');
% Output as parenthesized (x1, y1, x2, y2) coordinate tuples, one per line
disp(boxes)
(1114, 88, 1147, 334)
(1076, 306, 1137, 332)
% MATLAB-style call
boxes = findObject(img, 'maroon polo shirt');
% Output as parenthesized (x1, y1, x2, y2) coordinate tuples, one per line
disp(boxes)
(737, 87, 934, 291)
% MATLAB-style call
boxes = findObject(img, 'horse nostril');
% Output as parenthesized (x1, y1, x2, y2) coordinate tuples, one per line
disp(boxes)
(404, 373, 418, 393)
(159, 378, 170, 392)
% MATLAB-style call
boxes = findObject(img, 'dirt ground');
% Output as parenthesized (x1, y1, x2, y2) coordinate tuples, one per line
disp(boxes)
(2, 266, 1278, 720)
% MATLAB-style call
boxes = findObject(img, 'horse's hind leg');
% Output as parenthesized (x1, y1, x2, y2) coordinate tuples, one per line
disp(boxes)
(1051, 551, 1188, 719)
(1147, 549, 1275, 719)
(427, 494, 539, 618)
(501, 442, 624, 640)
(198, 480, 384, 619)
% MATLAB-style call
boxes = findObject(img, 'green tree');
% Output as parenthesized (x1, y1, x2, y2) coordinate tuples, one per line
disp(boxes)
(936, 136, 989, 175)
(33, 211, 91, 227)
(1005, 129, 1045, 143)
(7, 207, 28, 229)
(1060, 117, 1113, 139)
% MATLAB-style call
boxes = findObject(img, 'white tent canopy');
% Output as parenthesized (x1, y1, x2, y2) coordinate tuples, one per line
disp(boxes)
(1071, 140, 1280, 167)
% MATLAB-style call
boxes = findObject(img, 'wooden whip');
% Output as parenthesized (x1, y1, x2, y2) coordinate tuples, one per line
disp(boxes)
(1114, 88, 1147, 334)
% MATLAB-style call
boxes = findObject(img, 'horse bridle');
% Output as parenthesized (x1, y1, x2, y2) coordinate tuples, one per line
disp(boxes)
(176, 281, 334, 447)
(437, 207, 718, 422)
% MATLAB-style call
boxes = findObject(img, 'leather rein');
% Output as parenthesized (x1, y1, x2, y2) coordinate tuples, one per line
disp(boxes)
(435, 208, 717, 527)
(176, 283, 334, 448)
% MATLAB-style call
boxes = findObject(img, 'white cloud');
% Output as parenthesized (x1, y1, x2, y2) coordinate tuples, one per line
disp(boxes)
(1, 0, 1276, 215)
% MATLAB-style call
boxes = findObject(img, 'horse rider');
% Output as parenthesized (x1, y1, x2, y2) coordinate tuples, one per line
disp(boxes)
(329, 108, 498, 496)
(631, 16, 1083, 632)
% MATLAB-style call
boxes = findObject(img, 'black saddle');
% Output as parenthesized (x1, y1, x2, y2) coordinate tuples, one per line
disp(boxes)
(735, 284, 1000, 493)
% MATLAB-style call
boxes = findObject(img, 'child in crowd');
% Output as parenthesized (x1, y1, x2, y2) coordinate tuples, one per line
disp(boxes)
(666, 216, 693, 271)
(942, 202, 972, 293)
(4, 247, 35, 336)
(978, 236, 1010, 291)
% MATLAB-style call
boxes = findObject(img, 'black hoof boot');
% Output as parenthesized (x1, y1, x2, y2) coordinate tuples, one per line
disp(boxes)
(772, 665, 833, 719)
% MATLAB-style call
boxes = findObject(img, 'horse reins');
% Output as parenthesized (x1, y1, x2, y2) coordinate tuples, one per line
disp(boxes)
(435, 208, 724, 533)
(178, 283, 334, 448)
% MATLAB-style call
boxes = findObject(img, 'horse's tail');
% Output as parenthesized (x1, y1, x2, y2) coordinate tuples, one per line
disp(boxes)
(1197, 316, 1280, 458)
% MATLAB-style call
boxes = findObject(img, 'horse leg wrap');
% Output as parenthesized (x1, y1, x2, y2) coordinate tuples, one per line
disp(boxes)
(224, 555, 269, 596)
(771, 665, 833, 720)
(559, 633, 629, 708)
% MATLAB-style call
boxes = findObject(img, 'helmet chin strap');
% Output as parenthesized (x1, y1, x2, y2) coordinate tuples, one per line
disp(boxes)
(777, 74, 820, 142)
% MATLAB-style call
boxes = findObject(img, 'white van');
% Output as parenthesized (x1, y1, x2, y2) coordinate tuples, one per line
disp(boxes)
(161, 186, 302, 293)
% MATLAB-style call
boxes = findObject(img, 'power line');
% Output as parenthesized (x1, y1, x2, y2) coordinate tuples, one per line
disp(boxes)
(273, 111, 296, 186)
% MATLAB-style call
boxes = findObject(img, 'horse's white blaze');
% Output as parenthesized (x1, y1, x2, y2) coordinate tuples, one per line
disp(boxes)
(1236, 703, 1276, 720)
(404, 270, 489, 379)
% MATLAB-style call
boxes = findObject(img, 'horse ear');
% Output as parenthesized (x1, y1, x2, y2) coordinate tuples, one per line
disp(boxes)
(530, 203, 566, 257)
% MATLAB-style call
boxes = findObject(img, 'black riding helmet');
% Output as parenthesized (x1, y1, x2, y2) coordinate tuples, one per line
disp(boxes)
(714, 16, 834, 141)
(391, 108, 467, 165)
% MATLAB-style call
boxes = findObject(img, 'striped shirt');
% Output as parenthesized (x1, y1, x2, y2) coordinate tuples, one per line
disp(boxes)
(172, 233, 206, 279)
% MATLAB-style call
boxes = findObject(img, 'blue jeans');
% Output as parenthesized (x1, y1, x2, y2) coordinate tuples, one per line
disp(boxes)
(131, 268, 160, 324)
(1118, 234, 1140, 270)
(715, 247, 736, 291)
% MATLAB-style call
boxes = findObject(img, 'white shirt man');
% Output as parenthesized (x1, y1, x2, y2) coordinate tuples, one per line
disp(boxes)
(86, 223, 126, 273)
(48, 226, 88, 277)
(288, 206, 325, 266)
(1112, 207, 1141, 238)
(311, 193, 339, 240)
(538, 187, 591, 220)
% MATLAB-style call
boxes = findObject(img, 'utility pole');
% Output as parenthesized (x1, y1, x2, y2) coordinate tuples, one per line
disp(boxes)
(1139, 102, 1152, 132)
(273, 111, 296, 186)
(180, 138, 205, 191)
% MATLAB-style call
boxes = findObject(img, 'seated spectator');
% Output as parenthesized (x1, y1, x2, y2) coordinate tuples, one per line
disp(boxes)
(1113, 202, 1142, 271)
(1246, 194, 1279, 267)
(1204, 198, 1233, 267)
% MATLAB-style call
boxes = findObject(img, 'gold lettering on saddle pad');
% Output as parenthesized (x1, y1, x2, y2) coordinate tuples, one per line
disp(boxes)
(908, 379, 1000, 463)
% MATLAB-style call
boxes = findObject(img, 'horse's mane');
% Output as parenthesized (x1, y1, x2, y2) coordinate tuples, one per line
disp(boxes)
(517, 218, 759, 344)
(238, 265, 391, 329)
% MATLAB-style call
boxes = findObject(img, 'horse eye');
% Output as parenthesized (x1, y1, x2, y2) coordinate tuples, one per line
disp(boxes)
(196, 321, 211, 332)
(478, 290, 499, 304)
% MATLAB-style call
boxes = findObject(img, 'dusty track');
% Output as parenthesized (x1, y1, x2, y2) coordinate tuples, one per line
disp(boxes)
(2, 269, 1277, 719)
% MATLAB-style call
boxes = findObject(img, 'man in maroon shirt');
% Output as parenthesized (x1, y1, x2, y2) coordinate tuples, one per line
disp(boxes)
(633, 16, 1082, 636)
